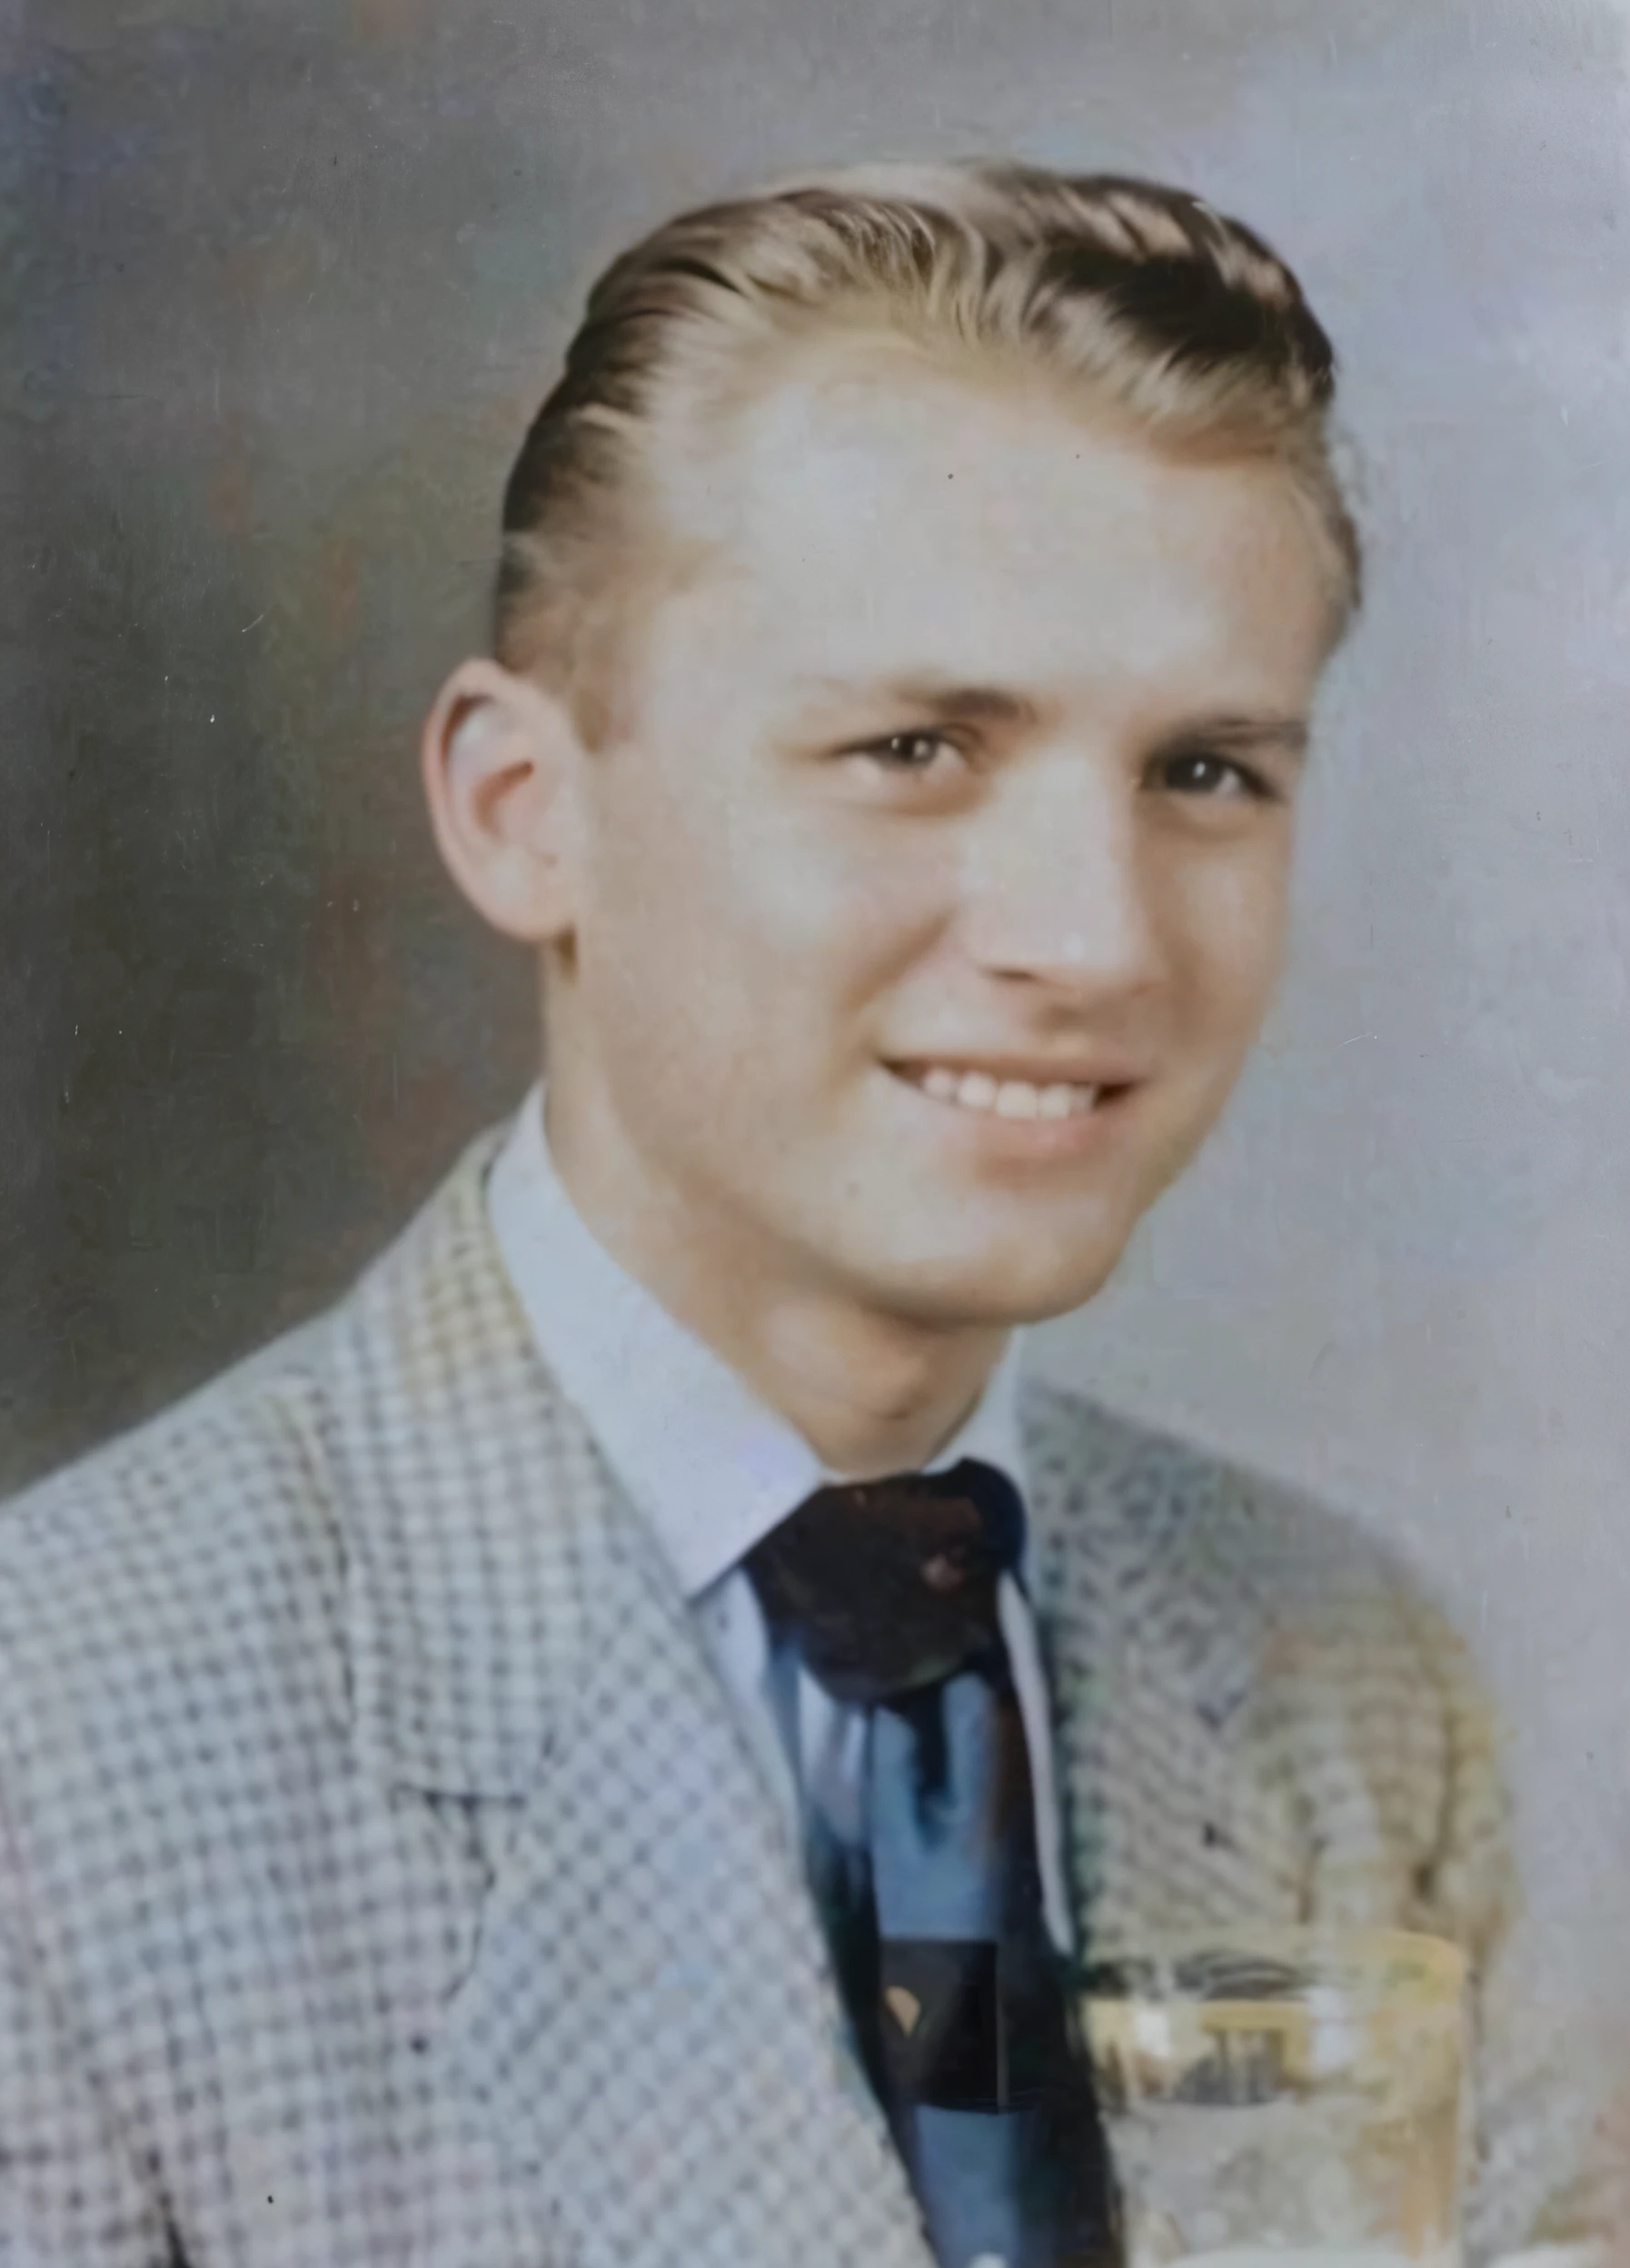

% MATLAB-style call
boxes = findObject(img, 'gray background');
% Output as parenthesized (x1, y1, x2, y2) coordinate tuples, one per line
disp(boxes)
(5, 0, 1626, 2024)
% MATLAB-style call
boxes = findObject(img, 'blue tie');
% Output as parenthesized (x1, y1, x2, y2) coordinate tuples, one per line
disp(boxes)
(746, 1459, 1115, 2268)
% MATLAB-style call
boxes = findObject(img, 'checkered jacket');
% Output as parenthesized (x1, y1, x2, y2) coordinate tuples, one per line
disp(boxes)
(0, 1126, 1605, 2266)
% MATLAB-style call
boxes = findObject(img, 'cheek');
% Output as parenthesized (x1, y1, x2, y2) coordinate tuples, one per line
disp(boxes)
(646, 765, 943, 998)
(581, 757, 935, 1092)
(728, 810, 944, 1005)
(1171, 843, 1292, 1035)
(574, 770, 747, 1077)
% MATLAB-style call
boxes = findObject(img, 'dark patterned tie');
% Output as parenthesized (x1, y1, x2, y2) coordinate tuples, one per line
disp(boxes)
(746, 1458, 1116, 2268)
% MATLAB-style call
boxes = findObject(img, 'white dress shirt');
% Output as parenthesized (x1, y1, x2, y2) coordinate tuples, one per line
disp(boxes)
(486, 1085, 1072, 1951)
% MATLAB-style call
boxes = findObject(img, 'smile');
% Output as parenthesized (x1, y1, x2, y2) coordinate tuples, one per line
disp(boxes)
(898, 1065, 1104, 1120)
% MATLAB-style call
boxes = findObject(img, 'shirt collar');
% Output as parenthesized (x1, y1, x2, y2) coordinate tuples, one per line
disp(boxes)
(486, 1084, 1029, 1599)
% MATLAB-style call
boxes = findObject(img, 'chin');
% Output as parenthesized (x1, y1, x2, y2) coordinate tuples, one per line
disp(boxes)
(845, 1225, 1129, 1330)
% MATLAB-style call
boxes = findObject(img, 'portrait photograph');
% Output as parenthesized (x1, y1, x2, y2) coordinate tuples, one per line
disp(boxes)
(2, 0, 1627, 2263)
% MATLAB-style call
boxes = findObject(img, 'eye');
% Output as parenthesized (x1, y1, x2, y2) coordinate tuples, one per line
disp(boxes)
(1148, 749, 1277, 802)
(855, 730, 962, 775)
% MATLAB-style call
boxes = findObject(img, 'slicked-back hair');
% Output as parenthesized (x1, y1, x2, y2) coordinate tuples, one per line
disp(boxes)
(495, 161, 1361, 738)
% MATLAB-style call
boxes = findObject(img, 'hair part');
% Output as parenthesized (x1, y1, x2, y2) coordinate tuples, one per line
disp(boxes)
(494, 160, 1363, 741)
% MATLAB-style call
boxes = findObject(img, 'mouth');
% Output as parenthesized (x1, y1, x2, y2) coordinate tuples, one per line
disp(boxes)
(886, 1059, 1138, 1125)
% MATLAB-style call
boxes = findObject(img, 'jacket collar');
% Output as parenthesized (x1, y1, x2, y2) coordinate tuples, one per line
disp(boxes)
(326, 1123, 613, 1799)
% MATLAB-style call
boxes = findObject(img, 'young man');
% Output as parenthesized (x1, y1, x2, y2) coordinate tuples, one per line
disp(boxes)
(0, 164, 1605, 2266)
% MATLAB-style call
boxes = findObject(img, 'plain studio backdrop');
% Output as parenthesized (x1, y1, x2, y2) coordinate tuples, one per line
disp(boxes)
(4, 0, 1627, 2029)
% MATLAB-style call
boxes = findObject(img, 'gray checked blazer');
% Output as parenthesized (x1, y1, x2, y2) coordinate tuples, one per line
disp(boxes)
(0, 1126, 1605, 2267)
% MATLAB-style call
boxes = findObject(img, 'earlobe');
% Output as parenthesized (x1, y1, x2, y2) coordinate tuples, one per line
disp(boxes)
(421, 656, 588, 945)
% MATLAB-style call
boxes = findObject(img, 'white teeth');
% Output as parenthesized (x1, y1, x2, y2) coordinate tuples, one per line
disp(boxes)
(910, 1068, 1101, 1119)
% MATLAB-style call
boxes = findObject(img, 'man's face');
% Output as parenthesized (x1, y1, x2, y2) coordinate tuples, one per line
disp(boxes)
(554, 347, 1336, 1328)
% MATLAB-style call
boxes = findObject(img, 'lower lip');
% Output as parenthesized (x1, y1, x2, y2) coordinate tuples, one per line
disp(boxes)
(885, 1067, 1134, 1162)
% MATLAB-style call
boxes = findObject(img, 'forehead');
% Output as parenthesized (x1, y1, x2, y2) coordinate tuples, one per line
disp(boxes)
(645, 339, 1335, 718)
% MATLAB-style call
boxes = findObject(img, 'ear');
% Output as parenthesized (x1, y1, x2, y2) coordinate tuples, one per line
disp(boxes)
(421, 656, 589, 944)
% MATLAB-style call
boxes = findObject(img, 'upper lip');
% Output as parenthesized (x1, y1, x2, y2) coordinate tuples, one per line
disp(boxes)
(886, 1052, 1144, 1089)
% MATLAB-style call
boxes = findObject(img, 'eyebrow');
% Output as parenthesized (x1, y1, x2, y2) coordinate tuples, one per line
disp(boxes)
(1158, 711, 1312, 761)
(791, 673, 1042, 730)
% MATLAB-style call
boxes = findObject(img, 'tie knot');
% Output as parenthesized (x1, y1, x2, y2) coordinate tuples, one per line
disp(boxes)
(745, 1458, 1026, 1706)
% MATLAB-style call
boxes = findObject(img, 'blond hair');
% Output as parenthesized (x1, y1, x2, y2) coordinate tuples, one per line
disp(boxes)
(495, 160, 1361, 733)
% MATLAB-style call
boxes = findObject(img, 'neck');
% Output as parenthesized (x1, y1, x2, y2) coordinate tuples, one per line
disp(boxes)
(750, 1298, 1007, 1477)
(542, 1082, 1009, 1478)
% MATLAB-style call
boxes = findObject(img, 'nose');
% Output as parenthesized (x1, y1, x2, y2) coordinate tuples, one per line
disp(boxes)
(958, 756, 1165, 1000)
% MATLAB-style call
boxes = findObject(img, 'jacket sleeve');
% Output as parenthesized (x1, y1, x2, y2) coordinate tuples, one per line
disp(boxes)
(1395, 1586, 1621, 2263)
(0, 1801, 174, 2266)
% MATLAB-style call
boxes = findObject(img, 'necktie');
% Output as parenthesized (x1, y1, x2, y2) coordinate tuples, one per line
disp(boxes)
(746, 1459, 1116, 2268)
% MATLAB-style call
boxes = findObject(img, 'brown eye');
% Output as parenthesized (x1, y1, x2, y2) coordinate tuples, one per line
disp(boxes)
(1149, 750, 1271, 801)
(864, 731, 956, 772)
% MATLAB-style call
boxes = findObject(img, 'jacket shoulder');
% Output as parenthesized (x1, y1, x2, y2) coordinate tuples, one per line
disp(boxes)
(1021, 1374, 1425, 1610)
(1019, 1373, 1486, 1759)
(0, 1300, 351, 1736)
(0, 1125, 511, 1750)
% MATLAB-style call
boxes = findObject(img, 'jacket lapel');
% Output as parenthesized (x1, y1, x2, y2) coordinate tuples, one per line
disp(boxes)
(333, 1132, 934, 2268)
(1019, 1381, 1310, 1954)
(442, 1486, 934, 2268)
